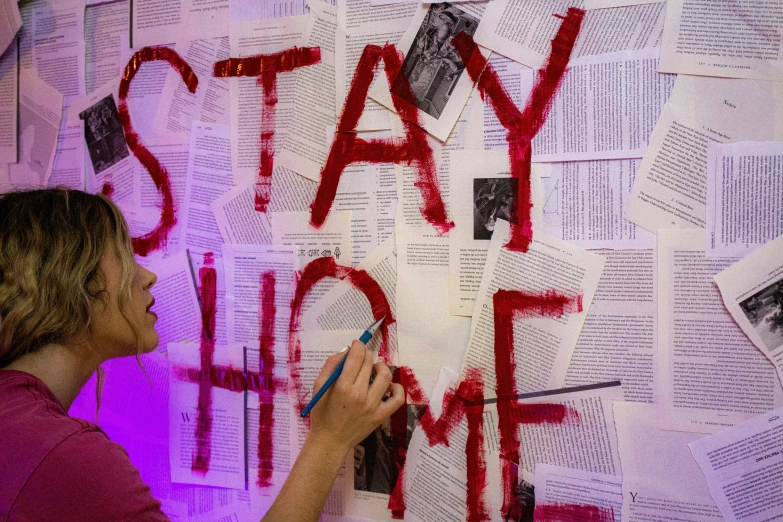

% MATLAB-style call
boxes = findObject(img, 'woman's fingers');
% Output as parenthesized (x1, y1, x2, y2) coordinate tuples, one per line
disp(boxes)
(312, 349, 348, 392)
(337, 339, 368, 389)
(376, 382, 406, 420)
(339, 340, 367, 382)
(356, 345, 375, 386)
(367, 362, 393, 404)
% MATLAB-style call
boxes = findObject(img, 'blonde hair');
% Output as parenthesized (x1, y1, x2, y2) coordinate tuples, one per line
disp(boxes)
(0, 188, 143, 369)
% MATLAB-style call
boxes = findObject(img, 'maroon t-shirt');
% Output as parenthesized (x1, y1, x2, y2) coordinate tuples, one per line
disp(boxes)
(0, 369, 169, 521)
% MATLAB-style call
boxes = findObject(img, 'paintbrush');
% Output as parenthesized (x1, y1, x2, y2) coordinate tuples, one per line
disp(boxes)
(300, 316, 386, 418)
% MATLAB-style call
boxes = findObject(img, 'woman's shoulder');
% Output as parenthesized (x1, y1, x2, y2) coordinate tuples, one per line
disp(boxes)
(0, 370, 99, 487)
(0, 369, 99, 453)
(0, 370, 167, 521)
(10, 428, 168, 521)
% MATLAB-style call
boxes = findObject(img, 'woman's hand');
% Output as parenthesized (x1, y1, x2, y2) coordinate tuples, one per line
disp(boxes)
(307, 339, 405, 457)
(262, 340, 404, 521)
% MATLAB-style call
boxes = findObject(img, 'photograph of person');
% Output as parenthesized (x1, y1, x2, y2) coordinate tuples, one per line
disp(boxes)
(354, 404, 427, 494)
(79, 94, 130, 175)
(473, 177, 519, 240)
(740, 278, 783, 351)
(391, 2, 479, 120)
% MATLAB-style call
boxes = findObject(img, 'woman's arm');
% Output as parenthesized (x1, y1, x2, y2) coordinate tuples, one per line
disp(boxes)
(262, 340, 405, 522)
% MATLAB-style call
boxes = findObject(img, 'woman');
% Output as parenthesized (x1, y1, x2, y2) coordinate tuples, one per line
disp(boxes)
(0, 188, 404, 521)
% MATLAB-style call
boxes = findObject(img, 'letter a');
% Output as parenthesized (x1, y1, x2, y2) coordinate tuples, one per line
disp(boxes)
(311, 44, 453, 234)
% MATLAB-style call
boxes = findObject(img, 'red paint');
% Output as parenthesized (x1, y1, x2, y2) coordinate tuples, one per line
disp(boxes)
(396, 366, 476, 446)
(101, 182, 114, 198)
(288, 257, 395, 414)
(213, 47, 321, 212)
(452, 8, 584, 252)
(311, 44, 453, 234)
(173, 365, 247, 392)
(118, 47, 198, 256)
(192, 252, 217, 475)
(257, 271, 277, 487)
(388, 381, 409, 520)
(534, 503, 615, 522)
(463, 369, 490, 522)
(492, 289, 582, 520)
(173, 364, 286, 393)
(387, 367, 488, 520)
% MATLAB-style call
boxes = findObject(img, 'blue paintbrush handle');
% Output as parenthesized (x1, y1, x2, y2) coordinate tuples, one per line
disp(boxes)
(300, 318, 383, 418)
(300, 353, 348, 418)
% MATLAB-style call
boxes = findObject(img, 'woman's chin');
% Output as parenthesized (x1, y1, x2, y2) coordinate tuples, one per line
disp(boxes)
(142, 333, 160, 354)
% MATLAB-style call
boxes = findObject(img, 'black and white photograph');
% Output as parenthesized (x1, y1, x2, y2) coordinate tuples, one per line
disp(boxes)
(739, 278, 783, 351)
(354, 417, 397, 495)
(79, 94, 129, 175)
(473, 177, 518, 240)
(391, 2, 479, 120)
(514, 478, 536, 522)
(353, 404, 426, 494)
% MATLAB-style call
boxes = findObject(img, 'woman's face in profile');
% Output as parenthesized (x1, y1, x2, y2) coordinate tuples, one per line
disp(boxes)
(90, 245, 159, 358)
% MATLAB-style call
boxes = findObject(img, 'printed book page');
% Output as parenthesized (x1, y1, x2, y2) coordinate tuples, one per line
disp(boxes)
(447, 150, 543, 317)
(177, 0, 229, 42)
(178, 122, 234, 256)
(32, 1, 86, 109)
(474, 0, 665, 68)
(564, 249, 657, 403)
(131, 0, 181, 48)
(301, 236, 399, 357)
(153, 36, 230, 137)
(337, 0, 416, 36)
(270, 209, 353, 269)
(468, 49, 675, 163)
(689, 406, 783, 522)
(334, 27, 405, 131)
(714, 232, 783, 389)
(0, 39, 16, 164)
(168, 342, 247, 489)
(276, 8, 339, 181)
(614, 402, 723, 521)
(706, 141, 783, 258)
(533, 464, 621, 519)
(368, 2, 487, 142)
(461, 218, 605, 398)
(5, 70, 62, 191)
(147, 250, 203, 352)
(659, 0, 783, 81)
(227, 15, 308, 185)
(46, 119, 85, 190)
(491, 381, 624, 483)
(84, 0, 130, 95)
(541, 159, 656, 250)
(584, 0, 661, 8)
(657, 229, 783, 433)
(627, 75, 783, 233)
(396, 225, 471, 396)
(267, 161, 397, 265)
(398, 367, 496, 522)
(0, 0, 21, 58)
(212, 180, 273, 245)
